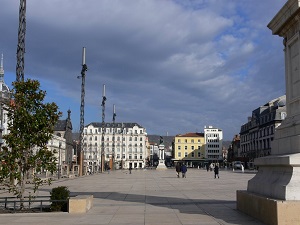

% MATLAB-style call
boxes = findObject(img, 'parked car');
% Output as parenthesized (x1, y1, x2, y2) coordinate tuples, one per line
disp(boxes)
(233, 161, 243, 170)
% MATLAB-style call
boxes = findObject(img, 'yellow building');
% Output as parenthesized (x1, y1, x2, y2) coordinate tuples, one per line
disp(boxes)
(174, 133, 205, 167)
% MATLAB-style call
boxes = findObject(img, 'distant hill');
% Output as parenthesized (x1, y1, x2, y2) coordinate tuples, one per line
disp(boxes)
(222, 140, 231, 149)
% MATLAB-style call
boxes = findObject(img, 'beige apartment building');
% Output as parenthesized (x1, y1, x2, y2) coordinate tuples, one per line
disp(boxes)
(174, 133, 205, 167)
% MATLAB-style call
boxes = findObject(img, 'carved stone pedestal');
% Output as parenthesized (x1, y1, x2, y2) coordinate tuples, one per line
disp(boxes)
(237, 1, 300, 224)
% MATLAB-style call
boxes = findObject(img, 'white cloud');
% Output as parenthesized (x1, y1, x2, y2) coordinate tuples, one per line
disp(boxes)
(0, 0, 288, 139)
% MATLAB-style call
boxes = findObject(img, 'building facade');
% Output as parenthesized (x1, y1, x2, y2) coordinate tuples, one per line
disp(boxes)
(174, 133, 205, 167)
(53, 110, 73, 167)
(83, 122, 147, 173)
(0, 54, 11, 147)
(240, 95, 286, 161)
(204, 126, 223, 161)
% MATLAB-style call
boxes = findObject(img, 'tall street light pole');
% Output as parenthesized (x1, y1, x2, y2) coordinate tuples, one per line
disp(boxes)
(101, 84, 106, 173)
(112, 104, 116, 170)
(58, 142, 62, 179)
(16, 0, 26, 82)
(78, 47, 87, 176)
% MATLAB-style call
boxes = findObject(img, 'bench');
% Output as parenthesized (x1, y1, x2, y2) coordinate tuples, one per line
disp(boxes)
(68, 195, 93, 214)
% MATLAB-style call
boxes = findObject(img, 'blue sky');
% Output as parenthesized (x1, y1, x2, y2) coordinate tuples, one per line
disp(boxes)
(0, 0, 287, 140)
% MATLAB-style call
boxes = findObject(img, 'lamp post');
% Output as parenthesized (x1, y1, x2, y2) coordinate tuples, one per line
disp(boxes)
(112, 104, 116, 170)
(101, 84, 106, 173)
(78, 47, 87, 176)
(58, 142, 62, 179)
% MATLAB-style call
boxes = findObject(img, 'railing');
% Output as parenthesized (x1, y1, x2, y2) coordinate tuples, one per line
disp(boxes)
(0, 196, 68, 213)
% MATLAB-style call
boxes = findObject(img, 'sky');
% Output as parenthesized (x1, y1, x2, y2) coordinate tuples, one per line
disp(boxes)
(0, 0, 287, 140)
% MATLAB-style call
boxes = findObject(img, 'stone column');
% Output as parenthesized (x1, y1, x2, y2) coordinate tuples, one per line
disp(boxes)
(247, 0, 300, 201)
(237, 1, 300, 224)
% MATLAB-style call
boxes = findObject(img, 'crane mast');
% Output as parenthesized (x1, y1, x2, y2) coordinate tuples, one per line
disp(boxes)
(16, 0, 26, 82)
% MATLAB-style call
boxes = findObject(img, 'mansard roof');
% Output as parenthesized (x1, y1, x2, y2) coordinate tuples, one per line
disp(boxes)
(54, 120, 67, 131)
(86, 122, 144, 129)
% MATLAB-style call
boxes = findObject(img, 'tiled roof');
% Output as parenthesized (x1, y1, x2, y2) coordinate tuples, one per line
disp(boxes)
(175, 132, 204, 137)
(54, 120, 67, 131)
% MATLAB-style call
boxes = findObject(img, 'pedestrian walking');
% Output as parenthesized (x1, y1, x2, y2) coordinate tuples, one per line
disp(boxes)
(175, 163, 181, 178)
(181, 164, 187, 178)
(214, 164, 219, 178)
(129, 165, 132, 174)
(206, 163, 209, 172)
(107, 166, 110, 174)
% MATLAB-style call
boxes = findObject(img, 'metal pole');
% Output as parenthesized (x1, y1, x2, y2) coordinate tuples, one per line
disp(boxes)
(101, 84, 106, 173)
(79, 47, 87, 176)
(112, 105, 116, 170)
(16, 0, 26, 82)
(58, 142, 61, 179)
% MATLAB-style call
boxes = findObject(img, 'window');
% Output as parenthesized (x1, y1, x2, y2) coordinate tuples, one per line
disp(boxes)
(129, 154, 132, 159)
(178, 146, 181, 150)
(191, 146, 194, 150)
(197, 152, 201, 157)
(191, 139, 194, 143)
(184, 152, 188, 157)
(178, 139, 181, 143)
(185, 139, 187, 143)
(140, 137, 143, 141)
(185, 146, 187, 150)
(191, 152, 194, 157)
(178, 152, 181, 157)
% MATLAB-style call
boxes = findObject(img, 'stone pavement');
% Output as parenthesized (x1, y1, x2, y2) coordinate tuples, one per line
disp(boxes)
(0, 168, 264, 225)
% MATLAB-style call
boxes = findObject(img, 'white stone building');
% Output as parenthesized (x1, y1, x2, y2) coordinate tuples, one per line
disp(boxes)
(240, 95, 286, 161)
(204, 126, 223, 161)
(0, 54, 11, 146)
(83, 122, 147, 172)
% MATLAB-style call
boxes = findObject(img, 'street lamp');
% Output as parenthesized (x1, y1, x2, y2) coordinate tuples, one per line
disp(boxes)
(58, 142, 62, 179)
(101, 84, 106, 173)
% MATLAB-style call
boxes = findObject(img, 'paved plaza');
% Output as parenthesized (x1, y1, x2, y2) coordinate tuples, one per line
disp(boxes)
(0, 168, 264, 225)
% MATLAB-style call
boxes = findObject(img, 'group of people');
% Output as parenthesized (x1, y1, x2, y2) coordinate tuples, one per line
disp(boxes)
(206, 163, 219, 178)
(175, 163, 187, 178)
(175, 163, 220, 179)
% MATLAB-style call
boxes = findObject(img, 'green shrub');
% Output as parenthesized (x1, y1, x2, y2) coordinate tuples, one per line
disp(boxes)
(50, 186, 70, 211)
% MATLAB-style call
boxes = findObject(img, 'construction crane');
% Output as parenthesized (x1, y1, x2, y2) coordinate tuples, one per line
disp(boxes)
(16, 0, 26, 82)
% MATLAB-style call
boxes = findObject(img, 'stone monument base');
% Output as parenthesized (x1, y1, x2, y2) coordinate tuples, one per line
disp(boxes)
(237, 190, 300, 225)
(156, 160, 167, 170)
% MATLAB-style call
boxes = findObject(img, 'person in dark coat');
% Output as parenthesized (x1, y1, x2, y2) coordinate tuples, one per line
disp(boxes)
(181, 164, 187, 178)
(214, 164, 219, 178)
(175, 163, 181, 178)
(129, 165, 132, 174)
